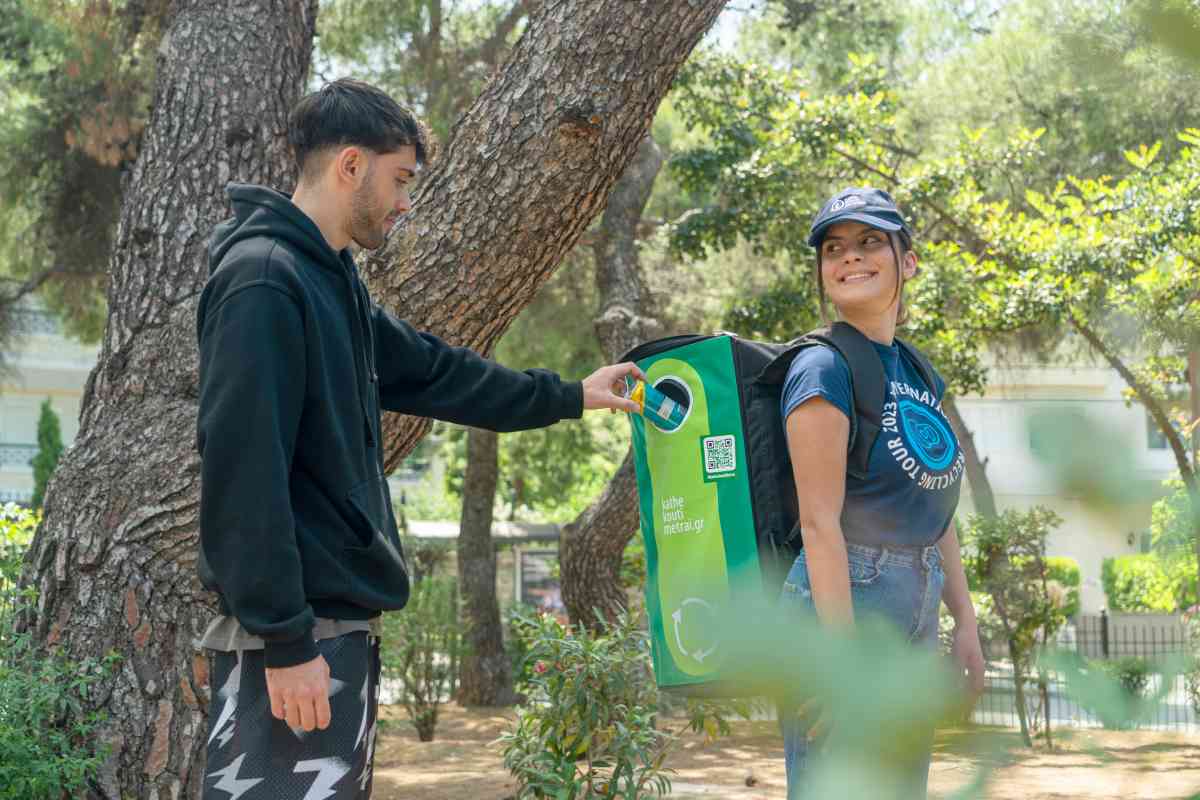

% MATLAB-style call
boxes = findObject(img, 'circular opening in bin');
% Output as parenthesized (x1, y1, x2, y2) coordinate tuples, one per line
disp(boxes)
(649, 376, 692, 434)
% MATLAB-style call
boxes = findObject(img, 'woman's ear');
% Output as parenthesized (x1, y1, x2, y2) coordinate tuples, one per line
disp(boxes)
(902, 248, 919, 280)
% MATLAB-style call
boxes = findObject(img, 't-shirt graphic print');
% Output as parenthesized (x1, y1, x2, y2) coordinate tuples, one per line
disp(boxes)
(781, 338, 964, 547)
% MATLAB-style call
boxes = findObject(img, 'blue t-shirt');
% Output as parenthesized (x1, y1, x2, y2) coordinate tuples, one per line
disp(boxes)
(780, 340, 964, 547)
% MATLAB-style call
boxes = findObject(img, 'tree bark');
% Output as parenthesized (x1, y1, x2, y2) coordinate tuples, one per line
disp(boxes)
(21, 0, 726, 796)
(365, 1, 727, 470)
(21, 2, 316, 798)
(942, 394, 998, 519)
(455, 427, 517, 706)
(560, 136, 665, 630)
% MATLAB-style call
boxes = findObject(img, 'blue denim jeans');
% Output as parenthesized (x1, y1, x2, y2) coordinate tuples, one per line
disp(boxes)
(778, 541, 944, 799)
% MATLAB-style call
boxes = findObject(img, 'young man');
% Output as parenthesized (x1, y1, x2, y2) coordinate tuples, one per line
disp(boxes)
(196, 79, 643, 799)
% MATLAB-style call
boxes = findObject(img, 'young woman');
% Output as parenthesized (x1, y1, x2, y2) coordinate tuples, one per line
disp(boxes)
(778, 187, 985, 798)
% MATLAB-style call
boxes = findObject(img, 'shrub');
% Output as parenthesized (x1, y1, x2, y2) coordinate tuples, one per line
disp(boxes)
(1185, 657, 1200, 717)
(1094, 656, 1153, 698)
(1101, 554, 1194, 613)
(0, 504, 118, 798)
(960, 507, 1068, 746)
(505, 602, 538, 688)
(1044, 557, 1081, 619)
(1184, 607, 1200, 716)
(1087, 656, 1157, 730)
(381, 575, 461, 742)
(499, 610, 674, 799)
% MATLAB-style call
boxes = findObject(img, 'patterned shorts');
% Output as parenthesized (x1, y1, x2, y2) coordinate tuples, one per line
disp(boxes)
(202, 632, 381, 800)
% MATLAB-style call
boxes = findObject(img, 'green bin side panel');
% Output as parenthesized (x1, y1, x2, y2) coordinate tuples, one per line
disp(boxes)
(629, 336, 762, 692)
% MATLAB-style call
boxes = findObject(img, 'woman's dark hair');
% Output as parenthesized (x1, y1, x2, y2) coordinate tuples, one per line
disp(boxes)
(813, 228, 916, 326)
(288, 79, 432, 177)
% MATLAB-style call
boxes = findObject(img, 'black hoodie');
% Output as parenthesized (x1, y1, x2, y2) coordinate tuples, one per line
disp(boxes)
(197, 184, 583, 668)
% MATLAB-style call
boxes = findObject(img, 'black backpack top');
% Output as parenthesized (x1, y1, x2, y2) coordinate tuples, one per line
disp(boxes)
(622, 321, 937, 592)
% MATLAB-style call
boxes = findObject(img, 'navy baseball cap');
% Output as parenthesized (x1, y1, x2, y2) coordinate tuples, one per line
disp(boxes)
(807, 187, 912, 247)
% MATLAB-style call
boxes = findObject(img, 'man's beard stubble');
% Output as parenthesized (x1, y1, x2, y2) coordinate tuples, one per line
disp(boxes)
(349, 172, 387, 251)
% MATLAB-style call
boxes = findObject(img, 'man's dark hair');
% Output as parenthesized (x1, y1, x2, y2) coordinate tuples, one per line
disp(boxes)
(288, 79, 431, 177)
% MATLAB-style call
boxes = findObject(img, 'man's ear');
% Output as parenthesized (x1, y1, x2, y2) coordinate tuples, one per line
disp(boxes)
(334, 146, 368, 187)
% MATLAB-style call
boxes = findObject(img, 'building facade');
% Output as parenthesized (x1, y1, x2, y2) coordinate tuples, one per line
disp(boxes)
(0, 305, 98, 504)
(953, 357, 1179, 614)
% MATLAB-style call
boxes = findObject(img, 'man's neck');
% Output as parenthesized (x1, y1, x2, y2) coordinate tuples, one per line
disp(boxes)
(291, 183, 350, 252)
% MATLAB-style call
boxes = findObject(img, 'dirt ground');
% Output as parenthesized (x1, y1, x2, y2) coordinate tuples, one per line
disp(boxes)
(371, 703, 1200, 800)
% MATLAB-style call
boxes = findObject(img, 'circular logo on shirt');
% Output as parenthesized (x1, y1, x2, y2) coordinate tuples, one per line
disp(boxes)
(898, 399, 955, 470)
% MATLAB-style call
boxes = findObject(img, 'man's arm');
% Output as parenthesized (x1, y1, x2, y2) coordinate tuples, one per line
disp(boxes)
(197, 282, 315, 668)
(370, 303, 640, 429)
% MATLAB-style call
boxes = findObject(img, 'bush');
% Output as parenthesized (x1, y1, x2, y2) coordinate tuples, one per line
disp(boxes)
(505, 602, 538, 689)
(1101, 554, 1195, 613)
(1185, 657, 1200, 717)
(1094, 656, 1153, 698)
(1044, 557, 1081, 619)
(381, 575, 461, 742)
(499, 610, 674, 799)
(0, 504, 118, 798)
(1087, 656, 1157, 730)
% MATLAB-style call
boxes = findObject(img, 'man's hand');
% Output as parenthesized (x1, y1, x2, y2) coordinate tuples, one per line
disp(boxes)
(951, 621, 986, 708)
(581, 362, 646, 414)
(266, 654, 331, 732)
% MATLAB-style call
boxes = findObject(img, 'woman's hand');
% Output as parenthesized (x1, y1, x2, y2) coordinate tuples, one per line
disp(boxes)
(950, 621, 986, 706)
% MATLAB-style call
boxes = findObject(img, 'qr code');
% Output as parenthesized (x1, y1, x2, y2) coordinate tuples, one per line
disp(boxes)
(702, 435, 736, 476)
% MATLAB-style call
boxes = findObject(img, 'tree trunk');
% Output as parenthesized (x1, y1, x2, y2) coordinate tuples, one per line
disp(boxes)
(942, 394, 998, 519)
(1070, 312, 1200, 606)
(456, 427, 517, 706)
(20, 2, 316, 798)
(21, 0, 726, 796)
(366, 2, 727, 469)
(560, 136, 665, 630)
(1011, 649, 1034, 747)
(1189, 344, 1200, 600)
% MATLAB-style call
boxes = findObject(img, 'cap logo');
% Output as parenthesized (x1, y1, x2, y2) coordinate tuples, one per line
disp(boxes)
(830, 195, 866, 212)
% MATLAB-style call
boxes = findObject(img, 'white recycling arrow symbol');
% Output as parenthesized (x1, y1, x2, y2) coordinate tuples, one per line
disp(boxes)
(672, 597, 719, 663)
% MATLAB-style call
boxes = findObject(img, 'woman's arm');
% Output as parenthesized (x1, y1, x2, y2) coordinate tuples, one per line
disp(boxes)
(938, 519, 975, 627)
(938, 520, 986, 698)
(785, 397, 854, 627)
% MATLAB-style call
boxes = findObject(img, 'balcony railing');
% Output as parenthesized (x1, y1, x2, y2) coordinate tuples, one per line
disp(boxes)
(0, 444, 36, 468)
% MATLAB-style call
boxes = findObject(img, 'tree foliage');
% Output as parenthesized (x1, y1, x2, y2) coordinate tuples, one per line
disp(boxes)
(315, 0, 529, 139)
(0, 0, 167, 344)
(670, 45, 1200, 558)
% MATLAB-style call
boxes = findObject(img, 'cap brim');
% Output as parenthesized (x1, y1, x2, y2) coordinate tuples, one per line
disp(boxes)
(807, 212, 903, 247)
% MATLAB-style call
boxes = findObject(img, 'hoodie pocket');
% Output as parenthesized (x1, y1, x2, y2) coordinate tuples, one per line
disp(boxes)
(346, 475, 389, 548)
(344, 475, 410, 609)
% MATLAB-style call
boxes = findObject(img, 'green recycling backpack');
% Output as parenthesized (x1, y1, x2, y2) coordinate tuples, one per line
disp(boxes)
(620, 321, 937, 695)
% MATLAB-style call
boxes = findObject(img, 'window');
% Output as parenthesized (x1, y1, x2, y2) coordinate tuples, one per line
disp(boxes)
(1146, 412, 1188, 451)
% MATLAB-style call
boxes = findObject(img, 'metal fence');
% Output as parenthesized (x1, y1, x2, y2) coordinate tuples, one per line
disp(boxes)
(973, 612, 1198, 732)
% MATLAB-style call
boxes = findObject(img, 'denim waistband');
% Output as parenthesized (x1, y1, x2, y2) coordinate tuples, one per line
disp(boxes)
(844, 540, 942, 570)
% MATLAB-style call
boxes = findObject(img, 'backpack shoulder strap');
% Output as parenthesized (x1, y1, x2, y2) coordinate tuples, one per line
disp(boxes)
(806, 322, 888, 479)
(894, 337, 939, 397)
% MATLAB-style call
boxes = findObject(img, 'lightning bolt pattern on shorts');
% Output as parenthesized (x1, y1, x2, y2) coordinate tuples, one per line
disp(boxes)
(202, 632, 381, 800)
